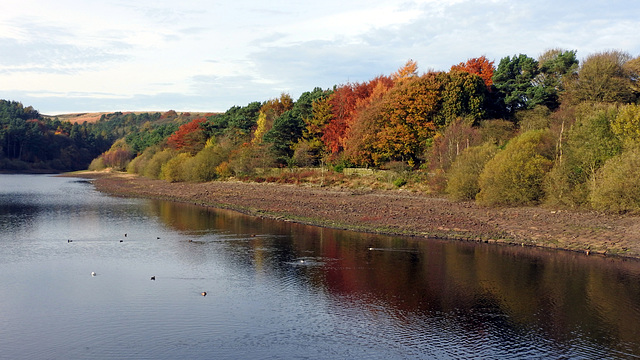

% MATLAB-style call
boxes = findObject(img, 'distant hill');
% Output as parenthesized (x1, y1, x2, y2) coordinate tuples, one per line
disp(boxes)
(45, 112, 219, 124)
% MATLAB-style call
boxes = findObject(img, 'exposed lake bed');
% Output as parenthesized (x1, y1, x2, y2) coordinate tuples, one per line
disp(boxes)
(1, 174, 640, 359)
(82, 171, 640, 259)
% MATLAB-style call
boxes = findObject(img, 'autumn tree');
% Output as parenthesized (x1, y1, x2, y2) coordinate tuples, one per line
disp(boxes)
(566, 50, 636, 104)
(253, 93, 293, 144)
(612, 104, 640, 146)
(321, 76, 394, 156)
(166, 117, 207, 155)
(346, 73, 442, 167)
(451, 56, 494, 89)
(392, 59, 419, 82)
(264, 88, 328, 164)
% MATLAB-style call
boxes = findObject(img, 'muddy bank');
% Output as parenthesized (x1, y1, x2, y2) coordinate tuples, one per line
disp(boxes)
(72, 171, 640, 258)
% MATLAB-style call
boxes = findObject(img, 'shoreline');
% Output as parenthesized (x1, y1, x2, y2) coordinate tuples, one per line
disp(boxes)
(69, 171, 640, 259)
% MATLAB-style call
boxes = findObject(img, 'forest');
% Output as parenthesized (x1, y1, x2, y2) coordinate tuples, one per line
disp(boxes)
(3, 49, 640, 212)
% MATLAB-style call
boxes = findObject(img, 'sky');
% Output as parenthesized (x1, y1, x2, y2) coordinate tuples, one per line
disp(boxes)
(1, 0, 639, 115)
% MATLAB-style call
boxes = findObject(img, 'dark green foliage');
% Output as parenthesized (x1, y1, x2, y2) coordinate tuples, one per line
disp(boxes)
(126, 123, 179, 154)
(0, 100, 111, 171)
(203, 102, 261, 138)
(492, 54, 565, 115)
(437, 71, 488, 126)
(265, 88, 329, 164)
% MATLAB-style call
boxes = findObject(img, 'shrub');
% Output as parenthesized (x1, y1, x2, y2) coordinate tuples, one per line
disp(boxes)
(479, 119, 515, 147)
(446, 142, 497, 201)
(477, 130, 554, 206)
(143, 149, 177, 179)
(161, 153, 190, 182)
(516, 105, 551, 132)
(544, 103, 622, 207)
(611, 104, 640, 146)
(393, 178, 407, 188)
(185, 146, 225, 182)
(88, 157, 106, 171)
(590, 147, 640, 213)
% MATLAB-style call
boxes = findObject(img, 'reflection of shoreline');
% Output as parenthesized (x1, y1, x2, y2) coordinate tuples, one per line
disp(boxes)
(142, 201, 640, 357)
(70, 171, 640, 259)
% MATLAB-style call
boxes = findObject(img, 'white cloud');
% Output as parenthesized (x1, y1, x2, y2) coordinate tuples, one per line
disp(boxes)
(0, 0, 639, 114)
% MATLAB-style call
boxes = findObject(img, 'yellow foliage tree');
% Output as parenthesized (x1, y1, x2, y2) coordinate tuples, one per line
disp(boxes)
(392, 59, 419, 82)
(252, 93, 293, 144)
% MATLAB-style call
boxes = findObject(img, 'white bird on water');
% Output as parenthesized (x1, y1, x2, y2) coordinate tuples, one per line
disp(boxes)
(91, 272, 96, 276)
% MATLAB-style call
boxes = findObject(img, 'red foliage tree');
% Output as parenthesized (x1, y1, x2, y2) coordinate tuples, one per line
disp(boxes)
(167, 117, 207, 155)
(451, 56, 495, 89)
(321, 76, 394, 155)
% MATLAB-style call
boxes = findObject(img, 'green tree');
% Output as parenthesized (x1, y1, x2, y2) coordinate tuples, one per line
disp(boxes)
(477, 129, 555, 206)
(611, 104, 640, 146)
(492, 54, 542, 115)
(567, 50, 636, 104)
(446, 142, 497, 201)
(437, 70, 487, 126)
(264, 88, 327, 164)
(536, 49, 579, 108)
(590, 147, 640, 213)
(544, 104, 622, 207)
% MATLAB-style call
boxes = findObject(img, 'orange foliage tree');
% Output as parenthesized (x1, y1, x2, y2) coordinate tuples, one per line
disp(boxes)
(451, 56, 495, 89)
(346, 73, 442, 167)
(321, 76, 394, 156)
(166, 117, 207, 155)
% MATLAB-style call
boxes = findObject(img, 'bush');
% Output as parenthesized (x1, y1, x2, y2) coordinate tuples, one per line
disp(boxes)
(590, 147, 640, 213)
(228, 144, 276, 177)
(479, 119, 515, 147)
(185, 146, 226, 182)
(477, 130, 554, 206)
(516, 105, 551, 132)
(160, 153, 190, 182)
(143, 149, 177, 179)
(544, 103, 621, 207)
(393, 178, 407, 188)
(446, 143, 497, 201)
(88, 157, 106, 171)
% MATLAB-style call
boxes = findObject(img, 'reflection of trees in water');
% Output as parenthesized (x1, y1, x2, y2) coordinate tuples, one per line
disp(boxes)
(148, 199, 640, 354)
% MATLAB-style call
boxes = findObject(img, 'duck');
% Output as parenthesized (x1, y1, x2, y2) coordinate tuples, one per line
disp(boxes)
(201, 292, 207, 296)
(91, 272, 96, 276)
(150, 276, 156, 281)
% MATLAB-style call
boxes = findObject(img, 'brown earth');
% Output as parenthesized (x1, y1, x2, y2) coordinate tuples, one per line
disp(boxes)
(71, 171, 640, 259)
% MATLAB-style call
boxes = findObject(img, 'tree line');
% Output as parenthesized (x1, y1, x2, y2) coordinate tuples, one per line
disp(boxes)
(0, 104, 193, 172)
(6, 48, 640, 212)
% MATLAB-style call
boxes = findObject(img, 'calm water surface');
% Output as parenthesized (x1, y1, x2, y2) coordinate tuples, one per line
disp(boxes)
(1, 174, 639, 359)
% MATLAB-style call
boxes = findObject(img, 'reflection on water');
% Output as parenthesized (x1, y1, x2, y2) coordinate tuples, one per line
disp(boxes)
(1, 174, 639, 359)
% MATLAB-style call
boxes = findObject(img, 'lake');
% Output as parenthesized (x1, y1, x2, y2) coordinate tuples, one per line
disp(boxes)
(1, 174, 639, 359)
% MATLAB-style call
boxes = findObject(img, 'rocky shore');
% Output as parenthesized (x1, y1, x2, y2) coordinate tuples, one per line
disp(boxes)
(72, 171, 640, 259)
